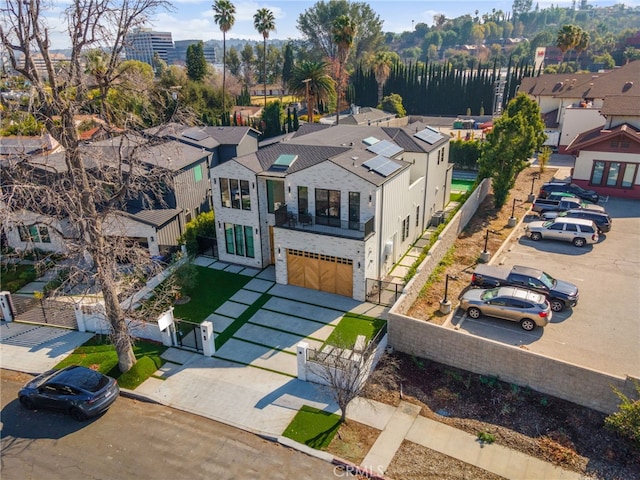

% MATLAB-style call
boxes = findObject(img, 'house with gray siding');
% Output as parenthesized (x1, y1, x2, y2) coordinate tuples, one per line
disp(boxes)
(210, 123, 451, 301)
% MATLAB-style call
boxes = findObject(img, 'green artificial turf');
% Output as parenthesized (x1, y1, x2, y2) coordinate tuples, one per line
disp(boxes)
(172, 266, 251, 322)
(55, 335, 167, 389)
(323, 313, 386, 349)
(282, 405, 341, 449)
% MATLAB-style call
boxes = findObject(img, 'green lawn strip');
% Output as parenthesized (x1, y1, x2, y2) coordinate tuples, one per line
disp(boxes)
(173, 266, 252, 322)
(322, 313, 386, 349)
(210, 354, 296, 378)
(55, 335, 168, 389)
(215, 294, 271, 350)
(226, 336, 297, 356)
(282, 405, 341, 449)
(245, 321, 329, 344)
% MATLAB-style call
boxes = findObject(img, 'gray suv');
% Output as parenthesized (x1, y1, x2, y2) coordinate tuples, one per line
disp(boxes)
(525, 217, 599, 247)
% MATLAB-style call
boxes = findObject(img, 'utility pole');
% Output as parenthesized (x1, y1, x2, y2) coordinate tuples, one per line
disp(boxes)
(302, 78, 311, 123)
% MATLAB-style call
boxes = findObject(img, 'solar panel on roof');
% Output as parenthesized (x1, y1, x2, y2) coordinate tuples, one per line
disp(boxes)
(363, 155, 402, 177)
(362, 136, 380, 146)
(366, 139, 403, 157)
(363, 155, 388, 171)
(376, 160, 402, 177)
(182, 127, 210, 141)
(414, 127, 444, 145)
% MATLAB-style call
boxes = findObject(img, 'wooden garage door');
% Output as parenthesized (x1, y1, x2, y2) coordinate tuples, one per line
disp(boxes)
(287, 249, 353, 297)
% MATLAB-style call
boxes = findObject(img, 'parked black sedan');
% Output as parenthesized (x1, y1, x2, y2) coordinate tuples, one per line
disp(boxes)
(18, 365, 119, 421)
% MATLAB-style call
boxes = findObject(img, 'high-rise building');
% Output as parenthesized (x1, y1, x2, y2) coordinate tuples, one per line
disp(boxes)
(124, 28, 175, 66)
(173, 40, 216, 65)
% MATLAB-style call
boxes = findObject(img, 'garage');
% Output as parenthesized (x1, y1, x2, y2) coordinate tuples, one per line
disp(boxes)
(287, 249, 353, 297)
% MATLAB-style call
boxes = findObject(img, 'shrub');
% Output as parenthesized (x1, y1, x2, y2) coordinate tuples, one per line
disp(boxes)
(477, 431, 496, 444)
(605, 382, 640, 445)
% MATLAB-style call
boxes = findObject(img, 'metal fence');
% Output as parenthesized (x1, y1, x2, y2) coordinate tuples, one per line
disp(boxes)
(365, 278, 404, 306)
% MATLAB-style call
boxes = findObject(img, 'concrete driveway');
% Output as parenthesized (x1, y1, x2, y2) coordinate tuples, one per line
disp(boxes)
(449, 196, 640, 378)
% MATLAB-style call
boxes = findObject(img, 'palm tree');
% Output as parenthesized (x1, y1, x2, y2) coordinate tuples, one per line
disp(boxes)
(575, 29, 590, 66)
(253, 8, 276, 108)
(332, 15, 356, 125)
(288, 60, 334, 123)
(212, 0, 236, 115)
(556, 25, 579, 64)
(371, 51, 394, 106)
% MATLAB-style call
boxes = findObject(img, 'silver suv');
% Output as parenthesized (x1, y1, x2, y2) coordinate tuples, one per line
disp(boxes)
(525, 217, 599, 247)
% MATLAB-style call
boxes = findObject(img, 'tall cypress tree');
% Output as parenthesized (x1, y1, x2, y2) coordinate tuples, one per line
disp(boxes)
(186, 41, 208, 82)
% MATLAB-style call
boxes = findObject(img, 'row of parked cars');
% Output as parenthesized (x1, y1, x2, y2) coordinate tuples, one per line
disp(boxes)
(458, 182, 604, 331)
(525, 182, 612, 247)
(459, 264, 579, 331)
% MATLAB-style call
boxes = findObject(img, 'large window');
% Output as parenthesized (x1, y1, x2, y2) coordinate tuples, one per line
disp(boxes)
(590, 161, 637, 188)
(219, 177, 251, 210)
(224, 223, 255, 258)
(267, 180, 285, 213)
(315, 189, 340, 227)
(17, 225, 51, 243)
(348, 192, 360, 230)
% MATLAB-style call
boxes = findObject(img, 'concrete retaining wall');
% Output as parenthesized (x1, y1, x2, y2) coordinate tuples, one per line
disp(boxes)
(387, 311, 637, 413)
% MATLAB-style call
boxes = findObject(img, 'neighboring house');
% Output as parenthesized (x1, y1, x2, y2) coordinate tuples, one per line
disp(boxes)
(519, 61, 639, 153)
(319, 106, 398, 126)
(230, 106, 263, 124)
(0, 134, 61, 156)
(210, 123, 451, 301)
(148, 124, 261, 167)
(3, 136, 212, 257)
(566, 95, 640, 199)
(249, 84, 285, 97)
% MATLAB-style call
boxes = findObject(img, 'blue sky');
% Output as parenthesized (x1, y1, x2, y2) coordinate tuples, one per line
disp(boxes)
(47, 0, 628, 48)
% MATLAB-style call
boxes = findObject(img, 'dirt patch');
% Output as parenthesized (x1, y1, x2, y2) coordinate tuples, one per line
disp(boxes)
(326, 420, 381, 465)
(408, 166, 557, 323)
(386, 440, 506, 480)
(358, 167, 640, 479)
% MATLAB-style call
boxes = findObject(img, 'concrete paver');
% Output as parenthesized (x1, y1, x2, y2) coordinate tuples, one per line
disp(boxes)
(234, 323, 323, 354)
(263, 297, 343, 324)
(214, 337, 298, 376)
(215, 300, 250, 318)
(238, 267, 261, 277)
(223, 264, 244, 274)
(205, 313, 235, 333)
(229, 289, 263, 305)
(247, 310, 334, 341)
(243, 278, 275, 293)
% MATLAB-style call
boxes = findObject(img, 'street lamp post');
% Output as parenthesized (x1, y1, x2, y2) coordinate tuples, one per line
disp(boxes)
(439, 274, 458, 314)
(508, 198, 518, 227)
(480, 229, 497, 263)
(528, 173, 540, 203)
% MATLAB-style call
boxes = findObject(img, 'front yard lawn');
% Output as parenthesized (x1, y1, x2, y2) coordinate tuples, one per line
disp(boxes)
(323, 313, 386, 349)
(282, 405, 341, 449)
(172, 266, 251, 322)
(55, 335, 168, 389)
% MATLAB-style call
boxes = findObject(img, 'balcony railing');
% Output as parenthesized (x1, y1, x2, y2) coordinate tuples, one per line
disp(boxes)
(274, 206, 374, 240)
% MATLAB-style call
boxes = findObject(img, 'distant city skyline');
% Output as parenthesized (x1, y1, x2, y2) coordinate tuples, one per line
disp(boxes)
(45, 0, 630, 50)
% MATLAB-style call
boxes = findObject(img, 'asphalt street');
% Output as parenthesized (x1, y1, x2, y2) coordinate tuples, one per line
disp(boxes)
(0, 370, 345, 480)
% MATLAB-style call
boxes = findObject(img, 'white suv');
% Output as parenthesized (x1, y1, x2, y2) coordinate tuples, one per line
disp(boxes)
(525, 217, 599, 247)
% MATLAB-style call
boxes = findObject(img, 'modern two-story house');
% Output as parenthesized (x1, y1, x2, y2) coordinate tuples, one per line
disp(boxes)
(210, 123, 451, 301)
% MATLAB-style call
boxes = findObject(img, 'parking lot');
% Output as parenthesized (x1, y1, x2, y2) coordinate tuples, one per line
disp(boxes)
(449, 196, 640, 378)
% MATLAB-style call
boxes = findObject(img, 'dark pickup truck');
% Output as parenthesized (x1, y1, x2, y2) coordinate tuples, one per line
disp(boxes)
(532, 196, 585, 214)
(470, 264, 579, 312)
